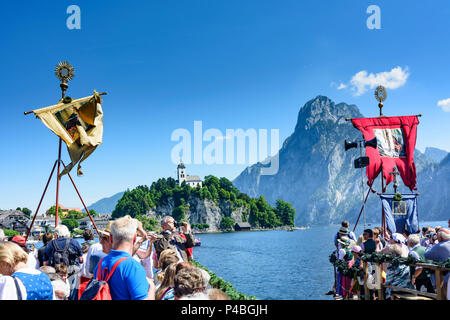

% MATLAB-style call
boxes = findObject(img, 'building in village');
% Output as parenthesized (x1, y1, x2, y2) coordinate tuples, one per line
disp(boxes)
(0, 210, 31, 234)
(78, 213, 112, 231)
(234, 222, 251, 231)
(177, 161, 203, 188)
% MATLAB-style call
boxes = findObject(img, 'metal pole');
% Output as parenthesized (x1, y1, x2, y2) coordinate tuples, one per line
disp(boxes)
(353, 188, 372, 232)
(380, 164, 385, 235)
(55, 83, 67, 228)
(62, 160, 100, 236)
(55, 139, 62, 228)
(360, 141, 366, 229)
(24, 160, 58, 242)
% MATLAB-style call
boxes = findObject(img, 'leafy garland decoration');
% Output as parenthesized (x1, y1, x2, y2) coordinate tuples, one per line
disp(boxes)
(63, 96, 73, 104)
(393, 193, 403, 201)
(330, 251, 450, 274)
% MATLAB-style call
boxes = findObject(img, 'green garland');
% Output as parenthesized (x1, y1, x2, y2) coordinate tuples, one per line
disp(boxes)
(191, 260, 257, 300)
(330, 251, 450, 270)
(393, 193, 403, 201)
(329, 253, 361, 277)
(63, 96, 73, 104)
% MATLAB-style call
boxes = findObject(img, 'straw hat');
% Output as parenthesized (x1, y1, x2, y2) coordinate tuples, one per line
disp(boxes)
(337, 236, 350, 247)
(98, 221, 113, 238)
(338, 227, 349, 236)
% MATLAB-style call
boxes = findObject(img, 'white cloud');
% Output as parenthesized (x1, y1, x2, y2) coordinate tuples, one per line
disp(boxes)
(337, 83, 347, 90)
(437, 98, 450, 112)
(336, 66, 409, 96)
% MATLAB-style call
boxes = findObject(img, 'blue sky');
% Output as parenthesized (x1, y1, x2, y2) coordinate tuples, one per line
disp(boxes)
(1, 0, 449, 212)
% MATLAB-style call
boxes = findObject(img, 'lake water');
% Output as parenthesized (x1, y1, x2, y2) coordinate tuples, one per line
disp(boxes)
(192, 220, 448, 300)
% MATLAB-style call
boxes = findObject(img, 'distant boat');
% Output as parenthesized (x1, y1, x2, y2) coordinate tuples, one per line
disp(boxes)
(194, 238, 201, 246)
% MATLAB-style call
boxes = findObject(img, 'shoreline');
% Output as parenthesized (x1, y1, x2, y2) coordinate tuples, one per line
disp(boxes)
(193, 226, 310, 235)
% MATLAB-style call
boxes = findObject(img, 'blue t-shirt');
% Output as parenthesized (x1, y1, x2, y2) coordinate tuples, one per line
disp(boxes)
(93, 250, 149, 300)
(43, 237, 83, 266)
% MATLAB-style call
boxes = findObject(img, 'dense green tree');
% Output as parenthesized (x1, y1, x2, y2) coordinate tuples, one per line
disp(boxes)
(172, 199, 189, 222)
(66, 210, 86, 220)
(208, 185, 219, 201)
(62, 218, 79, 231)
(46, 206, 63, 216)
(88, 209, 98, 217)
(275, 199, 296, 227)
(3, 229, 19, 237)
(135, 215, 158, 231)
(21, 208, 32, 216)
(220, 215, 235, 231)
(112, 185, 154, 219)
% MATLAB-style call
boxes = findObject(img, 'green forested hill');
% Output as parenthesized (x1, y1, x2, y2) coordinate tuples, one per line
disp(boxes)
(112, 175, 295, 230)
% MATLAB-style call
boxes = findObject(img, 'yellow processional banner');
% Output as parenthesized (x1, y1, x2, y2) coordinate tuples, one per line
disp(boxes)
(32, 91, 104, 177)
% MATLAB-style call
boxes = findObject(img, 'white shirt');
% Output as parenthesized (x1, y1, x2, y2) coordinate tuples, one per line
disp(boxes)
(52, 279, 70, 300)
(27, 251, 39, 270)
(85, 242, 106, 277)
(0, 275, 27, 300)
(79, 252, 90, 278)
(135, 240, 154, 279)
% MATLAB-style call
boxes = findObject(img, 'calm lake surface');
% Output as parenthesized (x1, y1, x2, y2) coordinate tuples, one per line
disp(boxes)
(193, 220, 448, 300)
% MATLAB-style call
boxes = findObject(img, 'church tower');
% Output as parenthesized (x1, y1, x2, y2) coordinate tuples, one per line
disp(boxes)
(177, 160, 186, 186)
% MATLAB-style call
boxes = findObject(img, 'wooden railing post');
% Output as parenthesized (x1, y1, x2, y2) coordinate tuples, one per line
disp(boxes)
(363, 261, 370, 300)
(435, 269, 444, 300)
(376, 263, 384, 300)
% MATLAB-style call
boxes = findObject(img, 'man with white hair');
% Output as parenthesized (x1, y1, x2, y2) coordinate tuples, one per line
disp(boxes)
(424, 228, 450, 262)
(153, 216, 195, 262)
(93, 215, 155, 300)
(407, 234, 434, 293)
(43, 224, 83, 294)
(424, 228, 450, 298)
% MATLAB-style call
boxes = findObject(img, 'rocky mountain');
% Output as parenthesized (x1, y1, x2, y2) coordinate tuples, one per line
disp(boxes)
(146, 197, 247, 232)
(424, 147, 449, 164)
(416, 153, 450, 221)
(86, 191, 124, 213)
(234, 96, 364, 226)
(233, 95, 449, 226)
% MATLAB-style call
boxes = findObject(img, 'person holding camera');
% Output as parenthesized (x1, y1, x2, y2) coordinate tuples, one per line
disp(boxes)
(153, 216, 195, 263)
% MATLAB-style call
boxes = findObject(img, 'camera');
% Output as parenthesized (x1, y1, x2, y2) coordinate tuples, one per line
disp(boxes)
(175, 221, 185, 228)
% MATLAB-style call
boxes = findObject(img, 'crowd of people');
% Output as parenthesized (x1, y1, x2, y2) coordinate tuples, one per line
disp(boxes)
(0, 215, 230, 300)
(329, 219, 450, 300)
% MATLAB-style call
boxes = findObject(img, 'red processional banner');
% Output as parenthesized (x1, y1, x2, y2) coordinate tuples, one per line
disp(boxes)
(351, 115, 419, 192)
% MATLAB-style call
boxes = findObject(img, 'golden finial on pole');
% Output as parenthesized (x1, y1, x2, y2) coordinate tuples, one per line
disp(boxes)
(55, 61, 75, 98)
(374, 85, 387, 117)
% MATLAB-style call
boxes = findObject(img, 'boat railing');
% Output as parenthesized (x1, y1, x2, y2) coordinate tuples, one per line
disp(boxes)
(362, 261, 450, 300)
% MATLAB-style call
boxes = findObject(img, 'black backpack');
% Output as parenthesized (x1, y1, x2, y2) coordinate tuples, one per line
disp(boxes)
(52, 238, 71, 266)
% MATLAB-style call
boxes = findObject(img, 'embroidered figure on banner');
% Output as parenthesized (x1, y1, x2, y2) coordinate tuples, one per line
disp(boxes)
(392, 201, 407, 215)
(373, 128, 406, 158)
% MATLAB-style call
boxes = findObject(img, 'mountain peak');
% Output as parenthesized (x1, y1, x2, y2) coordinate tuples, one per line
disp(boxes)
(295, 95, 362, 132)
(424, 147, 449, 163)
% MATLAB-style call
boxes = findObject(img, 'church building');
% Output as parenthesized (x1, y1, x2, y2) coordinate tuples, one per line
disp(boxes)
(177, 161, 203, 188)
